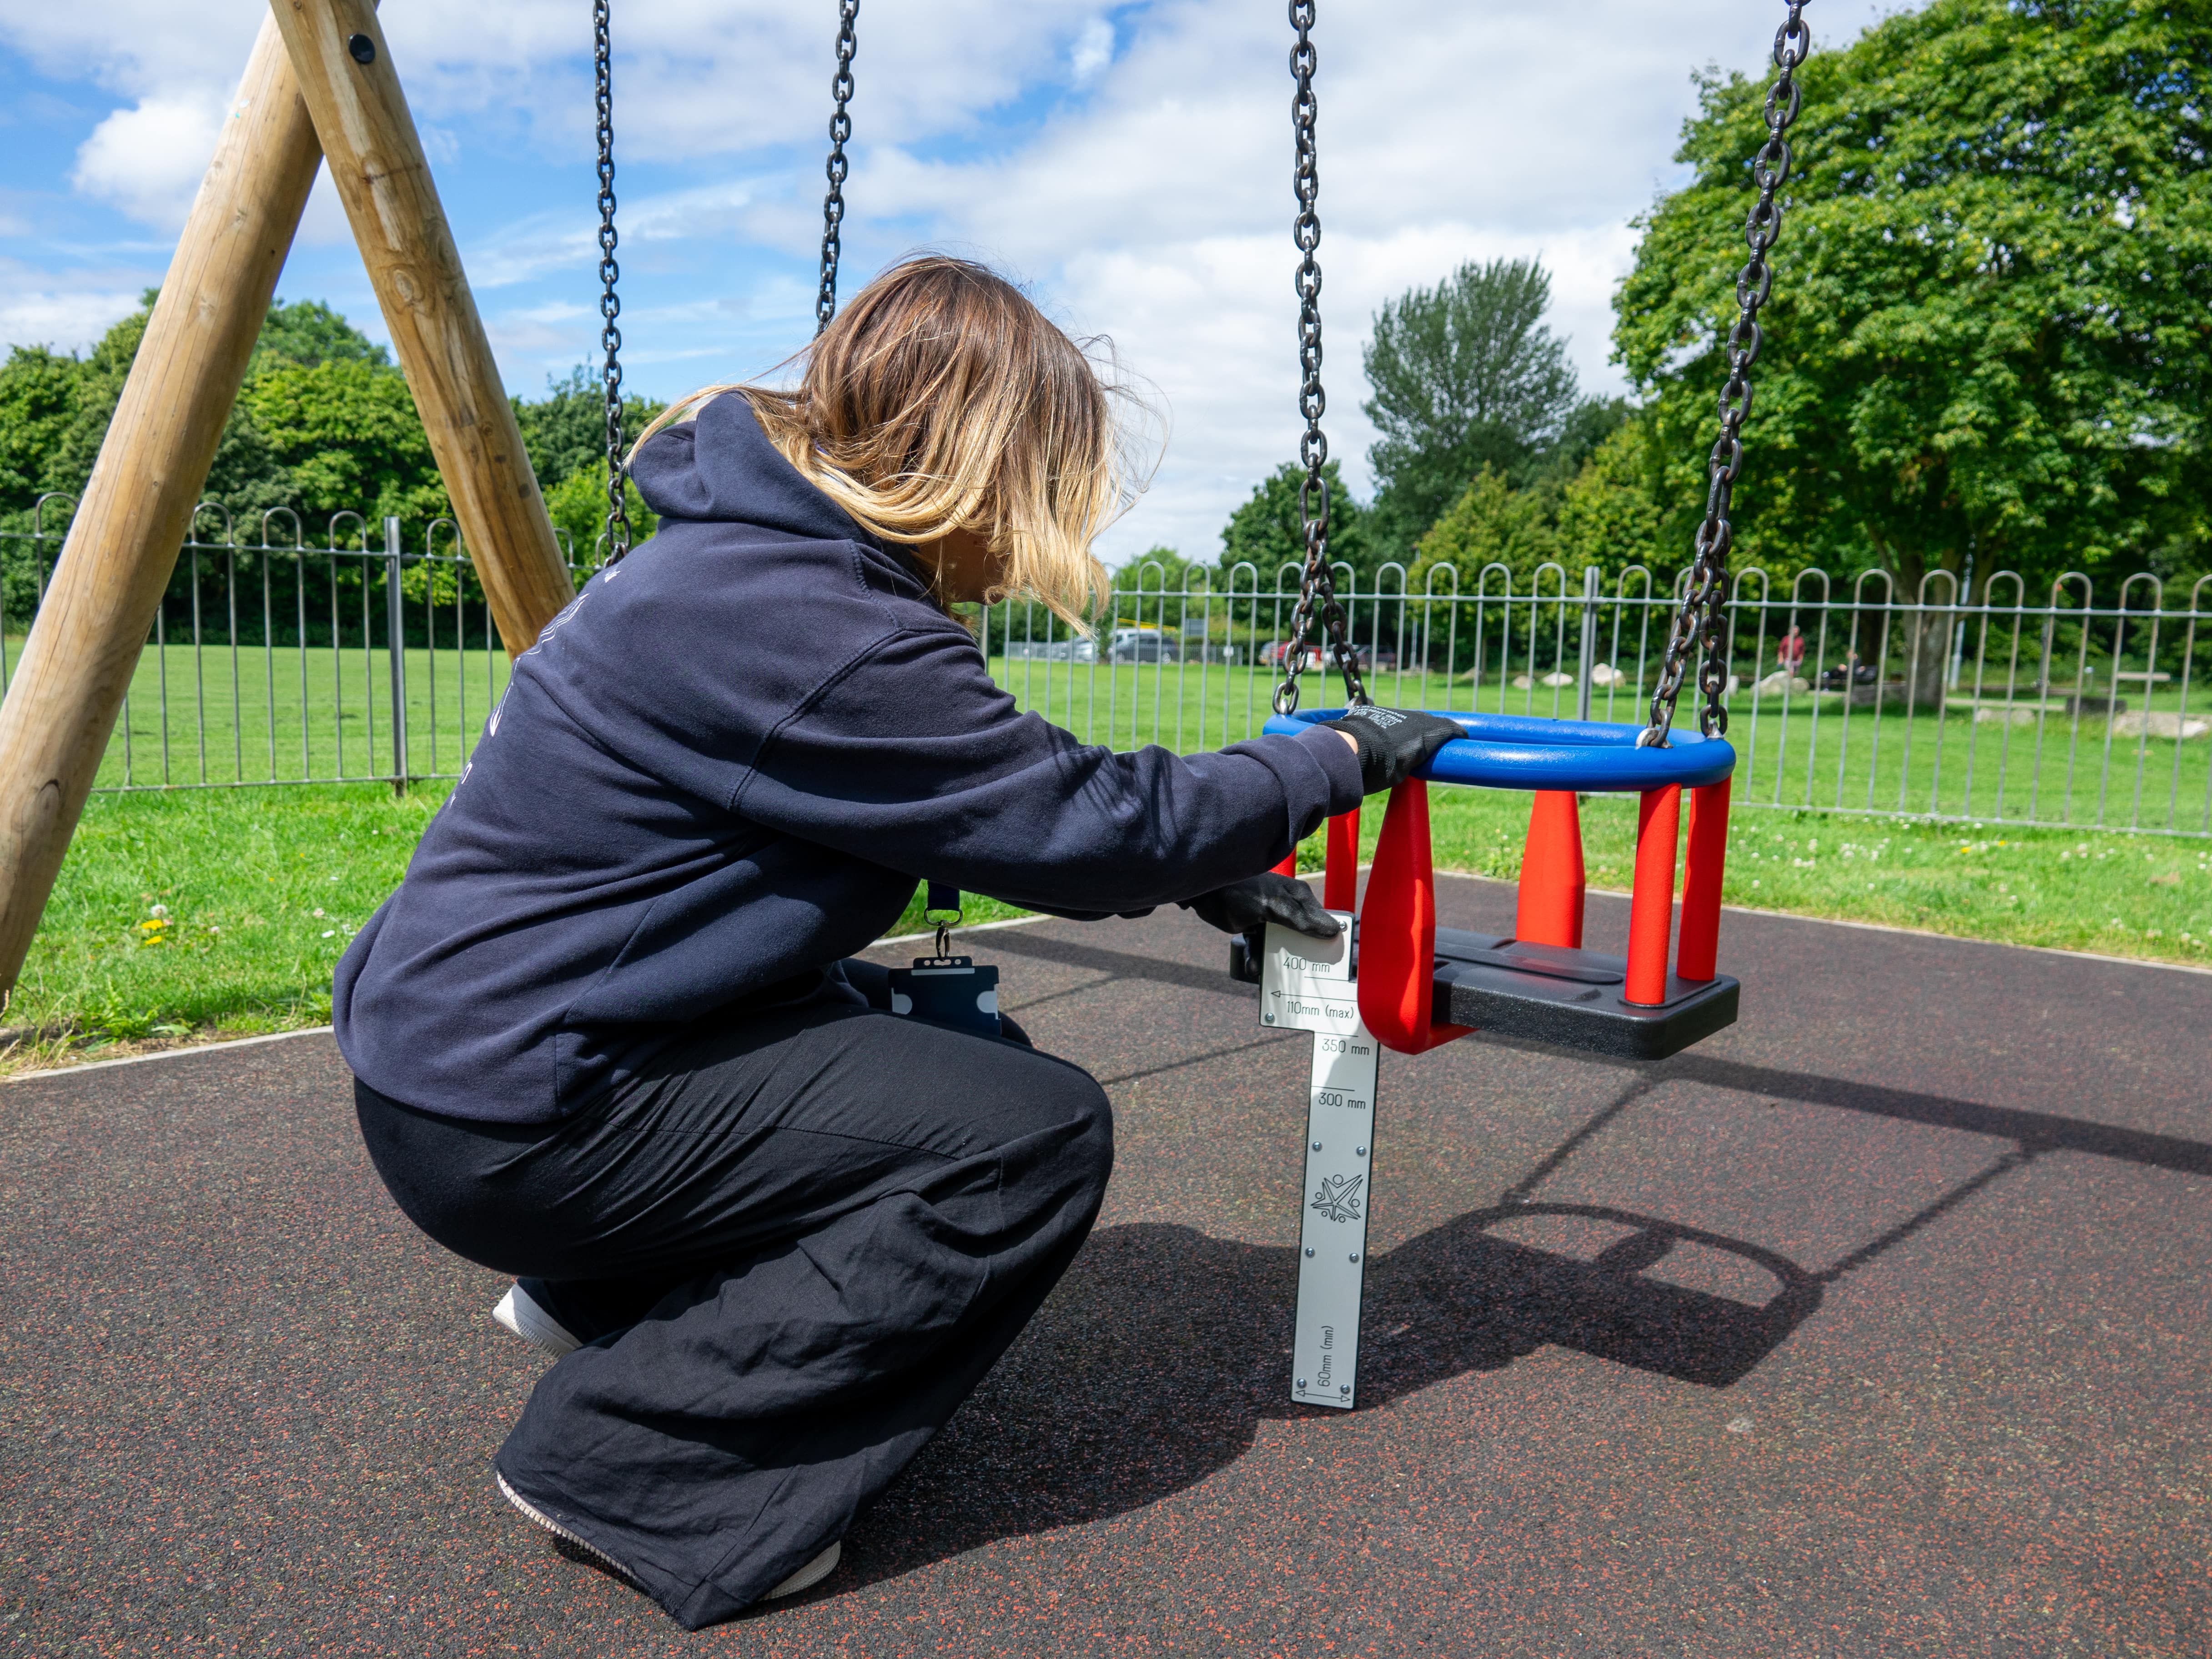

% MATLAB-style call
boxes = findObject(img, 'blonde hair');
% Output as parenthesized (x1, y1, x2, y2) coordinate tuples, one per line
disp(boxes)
(634, 255, 1146, 628)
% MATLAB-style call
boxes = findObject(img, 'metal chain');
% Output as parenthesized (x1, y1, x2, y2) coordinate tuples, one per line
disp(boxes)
(593, 0, 632, 563)
(1272, 0, 1367, 718)
(816, 0, 860, 336)
(1642, 0, 1811, 746)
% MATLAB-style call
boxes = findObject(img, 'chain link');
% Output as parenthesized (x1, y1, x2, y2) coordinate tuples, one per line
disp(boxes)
(1272, 0, 1367, 718)
(817, 0, 860, 336)
(1642, 0, 1810, 747)
(593, 0, 632, 563)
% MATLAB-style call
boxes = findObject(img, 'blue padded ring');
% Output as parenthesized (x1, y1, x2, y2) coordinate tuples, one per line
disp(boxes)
(1267, 708, 1736, 792)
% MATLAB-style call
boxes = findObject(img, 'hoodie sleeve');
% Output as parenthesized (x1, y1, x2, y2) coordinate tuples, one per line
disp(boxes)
(729, 618, 1367, 914)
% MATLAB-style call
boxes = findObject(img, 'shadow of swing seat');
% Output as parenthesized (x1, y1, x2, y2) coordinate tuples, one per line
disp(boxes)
(1432, 1202, 1821, 1390)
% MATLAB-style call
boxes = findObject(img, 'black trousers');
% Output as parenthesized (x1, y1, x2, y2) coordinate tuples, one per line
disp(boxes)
(354, 961, 1113, 1629)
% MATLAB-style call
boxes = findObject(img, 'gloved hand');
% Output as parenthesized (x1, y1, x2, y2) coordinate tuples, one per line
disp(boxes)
(1181, 872, 1341, 940)
(1320, 705, 1465, 794)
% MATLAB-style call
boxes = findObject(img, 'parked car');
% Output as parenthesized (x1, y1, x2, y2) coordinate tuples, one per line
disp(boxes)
(1107, 627, 1179, 663)
(999, 638, 1097, 662)
(1258, 640, 1383, 672)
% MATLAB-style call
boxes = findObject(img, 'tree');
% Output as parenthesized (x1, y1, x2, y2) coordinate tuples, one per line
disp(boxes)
(1614, 0, 2212, 699)
(251, 299, 392, 372)
(1217, 460, 1373, 586)
(543, 465, 658, 567)
(1529, 395, 1632, 490)
(0, 347, 85, 513)
(1362, 257, 1582, 558)
(40, 297, 297, 535)
(242, 357, 449, 529)
(513, 365, 666, 493)
(1407, 469, 1563, 598)
(13, 294, 403, 539)
(1555, 418, 1672, 583)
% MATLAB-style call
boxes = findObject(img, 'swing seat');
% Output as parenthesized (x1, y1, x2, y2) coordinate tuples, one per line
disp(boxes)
(1251, 710, 1741, 1061)
(1427, 925, 1739, 1060)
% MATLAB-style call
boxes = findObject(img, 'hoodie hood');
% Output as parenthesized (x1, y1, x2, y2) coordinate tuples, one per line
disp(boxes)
(629, 392, 876, 548)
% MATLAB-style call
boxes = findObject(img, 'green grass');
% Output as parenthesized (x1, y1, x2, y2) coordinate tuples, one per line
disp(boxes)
(0, 780, 1035, 1070)
(4, 773, 2198, 1072)
(5, 783, 447, 1054)
(88, 640, 512, 789)
(1364, 787, 2212, 963)
(20, 636, 2207, 835)
(991, 657, 2212, 835)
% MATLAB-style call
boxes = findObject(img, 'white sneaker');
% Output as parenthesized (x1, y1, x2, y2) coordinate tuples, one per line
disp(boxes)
(498, 1472, 840, 1601)
(767, 1539, 841, 1599)
(493, 1282, 581, 1358)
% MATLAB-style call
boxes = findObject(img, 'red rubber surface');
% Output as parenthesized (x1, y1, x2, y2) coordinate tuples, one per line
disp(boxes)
(3, 882, 2206, 1656)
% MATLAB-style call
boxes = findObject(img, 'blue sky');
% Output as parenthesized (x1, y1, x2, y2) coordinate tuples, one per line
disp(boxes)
(0, 0, 1903, 564)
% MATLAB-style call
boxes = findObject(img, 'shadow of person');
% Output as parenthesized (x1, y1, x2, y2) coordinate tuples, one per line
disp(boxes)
(841, 1204, 1822, 1586)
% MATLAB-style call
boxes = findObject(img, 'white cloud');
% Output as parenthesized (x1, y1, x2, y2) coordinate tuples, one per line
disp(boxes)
(1069, 19, 1114, 87)
(70, 92, 227, 230)
(4, 0, 1920, 562)
(0, 260, 147, 354)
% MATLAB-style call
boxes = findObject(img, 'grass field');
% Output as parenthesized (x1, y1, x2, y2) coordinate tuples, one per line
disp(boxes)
(1, 770, 2199, 1075)
(85, 640, 512, 789)
(993, 657, 2212, 836)
(20, 636, 2205, 838)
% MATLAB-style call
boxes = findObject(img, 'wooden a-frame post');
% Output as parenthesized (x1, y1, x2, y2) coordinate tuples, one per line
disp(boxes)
(0, 2, 576, 1005)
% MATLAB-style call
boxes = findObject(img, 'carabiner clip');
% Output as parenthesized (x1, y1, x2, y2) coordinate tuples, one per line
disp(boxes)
(923, 880, 964, 962)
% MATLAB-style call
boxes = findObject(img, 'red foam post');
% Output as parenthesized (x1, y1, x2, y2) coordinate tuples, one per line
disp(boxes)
(1514, 790, 1585, 948)
(1272, 851, 1299, 879)
(1624, 785, 1681, 1007)
(1357, 780, 1475, 1055)
(1323, 808, 1361, 913)
(1677, 777, 1731, 983)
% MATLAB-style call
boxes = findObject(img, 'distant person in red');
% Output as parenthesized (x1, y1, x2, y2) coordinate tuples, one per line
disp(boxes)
(1778, 625, 1806, 680)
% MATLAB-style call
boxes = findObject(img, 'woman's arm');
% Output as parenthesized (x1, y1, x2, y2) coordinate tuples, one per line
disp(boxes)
(729, 622, 1368, 914)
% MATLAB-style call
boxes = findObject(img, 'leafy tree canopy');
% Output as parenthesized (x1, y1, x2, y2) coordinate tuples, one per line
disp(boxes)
(1, 308, 674, 567)
(0, 348, 82, 522)
(241, 358, 447, 531)
(251, 299, 391, 372)
(1614, 0, 2212, 598)
(513, 364, 666, 494)
(1408, 468, 1561, 596)
(543, 465, 658, 565)
(1407, 416, 1676, 597)
(1362, 257, 1584, 557)
(1217, 460, 1373, 585)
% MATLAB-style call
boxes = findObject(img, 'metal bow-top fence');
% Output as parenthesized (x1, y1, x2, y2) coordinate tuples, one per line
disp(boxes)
(986, 558, 2212, 840)
(1, 501, 2206, 838)
(0, 498, 521, 792)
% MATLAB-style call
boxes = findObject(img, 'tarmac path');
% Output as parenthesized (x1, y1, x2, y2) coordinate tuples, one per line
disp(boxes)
(3, 877, 2205, 1656)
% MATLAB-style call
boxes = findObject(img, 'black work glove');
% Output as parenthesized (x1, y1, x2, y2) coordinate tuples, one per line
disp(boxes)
(1319, 705, 1465, 795)
(1181, 872, 1341, 940)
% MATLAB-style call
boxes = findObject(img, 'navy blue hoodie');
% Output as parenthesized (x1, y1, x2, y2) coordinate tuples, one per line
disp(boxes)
(333, 395, 1366, 1122)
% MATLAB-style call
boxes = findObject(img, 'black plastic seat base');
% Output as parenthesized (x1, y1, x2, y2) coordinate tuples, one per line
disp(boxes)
(1431, 926, 1737, 1061)
(1228, 925, 1737, 1061)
